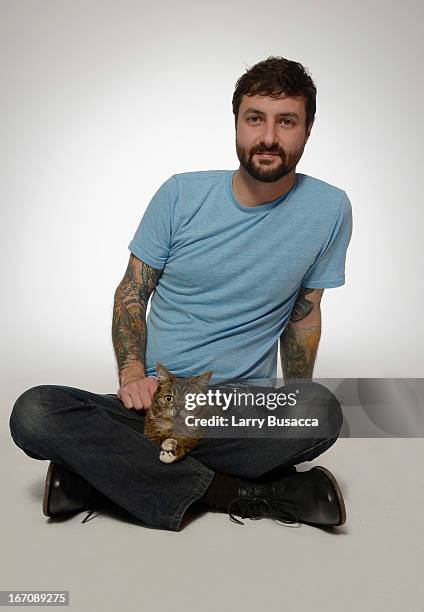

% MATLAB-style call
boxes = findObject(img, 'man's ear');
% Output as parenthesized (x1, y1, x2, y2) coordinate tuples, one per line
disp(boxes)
(156, 362, 174, 382)
(305, 119, 314, 140)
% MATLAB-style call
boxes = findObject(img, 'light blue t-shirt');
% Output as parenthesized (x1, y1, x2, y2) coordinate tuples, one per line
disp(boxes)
(128, 170, 352, 383)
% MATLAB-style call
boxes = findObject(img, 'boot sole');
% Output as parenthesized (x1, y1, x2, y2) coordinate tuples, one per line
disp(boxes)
(313, 466, 346, 526)
(42, 461, 55, 517)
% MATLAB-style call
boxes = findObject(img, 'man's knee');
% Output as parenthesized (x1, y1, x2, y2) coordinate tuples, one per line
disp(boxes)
(293, 382, 343, 439)
(319, 383, 343, 438)
(9, 385, 57, 448)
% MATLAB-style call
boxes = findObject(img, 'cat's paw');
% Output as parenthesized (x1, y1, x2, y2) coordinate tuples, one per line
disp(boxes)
(159, 438, 178, 463)
(160, 449, 176, 463)
(162, 438, 178, 452)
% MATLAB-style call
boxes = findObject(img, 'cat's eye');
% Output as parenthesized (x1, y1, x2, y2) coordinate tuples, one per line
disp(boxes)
(163, 395, 174, 402)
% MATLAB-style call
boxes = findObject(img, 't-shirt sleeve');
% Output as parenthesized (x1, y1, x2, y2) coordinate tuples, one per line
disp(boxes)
(128, 175, 178, 270)
(301, 191, 353, 289)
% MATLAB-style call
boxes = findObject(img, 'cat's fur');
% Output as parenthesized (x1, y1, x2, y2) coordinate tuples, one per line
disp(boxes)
(144, 362, 213, 463)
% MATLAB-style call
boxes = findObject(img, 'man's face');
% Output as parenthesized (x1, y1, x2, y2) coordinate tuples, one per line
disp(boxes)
(235, 93, 312, 183)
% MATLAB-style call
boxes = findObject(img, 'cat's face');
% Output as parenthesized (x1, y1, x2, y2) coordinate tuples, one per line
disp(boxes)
(151, 363, 213, 432)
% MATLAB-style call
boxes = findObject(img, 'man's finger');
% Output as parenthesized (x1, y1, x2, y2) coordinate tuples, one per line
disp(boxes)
(119, 390, 134, 409)
(139, 388, 152, 410)
(148, 383, 157, 400)
(131, 390, 145, 411)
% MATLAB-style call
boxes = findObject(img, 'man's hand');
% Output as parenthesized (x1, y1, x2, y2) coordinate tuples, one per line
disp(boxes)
(117, 376, 158, 411)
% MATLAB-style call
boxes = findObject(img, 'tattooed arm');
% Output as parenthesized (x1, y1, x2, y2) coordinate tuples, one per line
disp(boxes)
(280, 287, 324, 384)
(112, 253, 162, 386)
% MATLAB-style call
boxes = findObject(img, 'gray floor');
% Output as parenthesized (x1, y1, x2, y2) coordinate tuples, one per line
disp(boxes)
(2, 429, 423, 612)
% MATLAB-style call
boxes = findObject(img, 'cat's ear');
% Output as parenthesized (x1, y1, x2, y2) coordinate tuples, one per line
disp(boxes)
(192, 370, 213, 385)
(156, 362, 174, 382)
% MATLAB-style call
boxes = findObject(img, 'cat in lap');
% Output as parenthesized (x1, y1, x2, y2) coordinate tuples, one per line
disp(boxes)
(144, 362, 213, 463)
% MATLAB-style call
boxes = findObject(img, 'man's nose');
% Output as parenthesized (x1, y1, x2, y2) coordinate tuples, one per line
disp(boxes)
(260, 123, 280, 150)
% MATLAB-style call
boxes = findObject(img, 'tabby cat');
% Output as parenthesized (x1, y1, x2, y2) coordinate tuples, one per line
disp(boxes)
(144, 362, 214, 463)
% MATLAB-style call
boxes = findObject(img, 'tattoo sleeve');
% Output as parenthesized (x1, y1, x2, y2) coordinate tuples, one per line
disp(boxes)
(112, 255, 162, 385)
(280, 287, 323, 383)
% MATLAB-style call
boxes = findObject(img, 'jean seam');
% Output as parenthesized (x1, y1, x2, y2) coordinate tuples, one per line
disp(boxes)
(168, 469, 215, 531)
(285, 433, 340, 467)
(88, 402, 145, 422)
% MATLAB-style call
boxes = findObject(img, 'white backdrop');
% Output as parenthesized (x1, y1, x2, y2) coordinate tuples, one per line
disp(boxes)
(1, 0, 423, 403)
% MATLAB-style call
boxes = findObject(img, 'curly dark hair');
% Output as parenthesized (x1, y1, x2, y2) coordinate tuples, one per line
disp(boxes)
(232, 56, 317, 130)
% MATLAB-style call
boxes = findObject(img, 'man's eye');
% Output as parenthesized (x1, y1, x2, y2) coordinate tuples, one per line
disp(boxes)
(247, 116, 294, 126)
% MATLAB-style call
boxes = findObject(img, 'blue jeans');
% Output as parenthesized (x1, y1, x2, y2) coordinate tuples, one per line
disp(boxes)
(9, 382, 343, 531)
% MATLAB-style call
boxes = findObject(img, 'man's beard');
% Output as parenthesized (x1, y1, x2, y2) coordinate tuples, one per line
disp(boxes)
(235, 139, 306, 183)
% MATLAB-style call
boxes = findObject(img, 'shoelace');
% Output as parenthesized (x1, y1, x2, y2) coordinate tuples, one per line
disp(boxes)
(60, 480, 101, 525)
(227, 495, 301, 526)
(80, 492, 107, 523)
(81, 510, 98, 524)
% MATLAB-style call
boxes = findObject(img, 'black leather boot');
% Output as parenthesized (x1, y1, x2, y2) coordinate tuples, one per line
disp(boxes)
(227, 466, 346, 527)
(43, 462, 108, 523)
